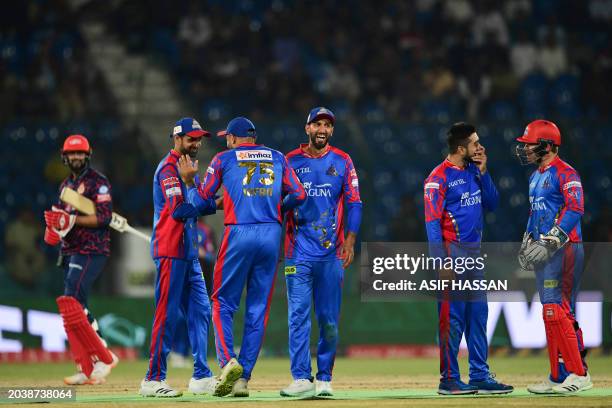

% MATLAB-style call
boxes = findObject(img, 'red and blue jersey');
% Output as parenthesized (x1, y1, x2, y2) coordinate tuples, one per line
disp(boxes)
(198, 143, 305, 225)
(424, 159, 498, 244)
(151, 150, 216, 260)
(57, 167, 112, 256)
(526, 156, 583, 242)
(285, 144, 362, 261)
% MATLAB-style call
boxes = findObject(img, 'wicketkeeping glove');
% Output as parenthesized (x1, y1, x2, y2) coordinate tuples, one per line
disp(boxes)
(44, 206, 76, 238)
(517, 232, 534, 271)
(523, 225, 569, 266)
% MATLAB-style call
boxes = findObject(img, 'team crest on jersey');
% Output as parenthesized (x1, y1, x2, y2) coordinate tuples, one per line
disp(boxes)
(77, 183, 85, 194)
(326, 164, 338, 176)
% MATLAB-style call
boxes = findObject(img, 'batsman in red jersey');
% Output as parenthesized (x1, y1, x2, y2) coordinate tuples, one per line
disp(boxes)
(44, 134, 118, 385)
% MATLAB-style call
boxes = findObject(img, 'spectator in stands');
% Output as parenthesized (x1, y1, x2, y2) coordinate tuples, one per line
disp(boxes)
(5, 210, 45, 288)
(511, 30, 538, 78)
(323, 62, 361, 104)
(457, 63, 491, 121)
(472, 0, 510, 46)
(537, 32, 568, 79)
(442, 0, 474, 27)
(423, 59, 456, 99)
(178, 3, 213, 50)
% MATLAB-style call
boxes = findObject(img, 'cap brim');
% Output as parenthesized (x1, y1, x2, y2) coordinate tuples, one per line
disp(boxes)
(308, 114, 335, 124)
(185, 129, 210, 138)
(516, 136, 530, 143)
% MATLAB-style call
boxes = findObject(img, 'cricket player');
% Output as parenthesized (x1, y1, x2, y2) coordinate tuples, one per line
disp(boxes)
(139, 117, 217, 397)
(44, 134, 118, 385)
(424, 123, 513, 395)
(516, 119, 592, 394)
(280, 107, 362, 397)
(179, 116, 306, 397)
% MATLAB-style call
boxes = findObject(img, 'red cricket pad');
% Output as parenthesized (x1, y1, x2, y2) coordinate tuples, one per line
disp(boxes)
(56, 296, 113, 365)
(542, 303, 586, 376)
(44, 227, 61, 246)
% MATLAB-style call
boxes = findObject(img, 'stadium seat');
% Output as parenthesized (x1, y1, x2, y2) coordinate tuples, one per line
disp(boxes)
(519, 73, 548, 119)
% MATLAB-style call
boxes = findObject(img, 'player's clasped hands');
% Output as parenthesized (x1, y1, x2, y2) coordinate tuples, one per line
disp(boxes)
(178, 155, 199, 186)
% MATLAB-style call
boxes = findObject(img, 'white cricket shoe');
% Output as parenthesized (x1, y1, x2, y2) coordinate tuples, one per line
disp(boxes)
(188, 376, 217, 395)
(552, 372, 593, 394)
(315, 380, 333, 396)
(231, 378, 249, 397)
(280, 379, 315, 397)
(90, 351, 119, 383)
(214, 358, 243, 397)
(140, 379, 183, 397)
(527, 378, 560, 394)
(64, 372, 94, 385)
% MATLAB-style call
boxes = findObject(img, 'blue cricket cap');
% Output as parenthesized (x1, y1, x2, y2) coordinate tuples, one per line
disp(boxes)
(306, 107, 335, 125)
(217, 117, 257, 138)
(171, 117, 210, 138)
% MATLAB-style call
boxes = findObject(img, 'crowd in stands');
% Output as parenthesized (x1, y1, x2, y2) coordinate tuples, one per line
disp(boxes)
(100, 0, 612, 122)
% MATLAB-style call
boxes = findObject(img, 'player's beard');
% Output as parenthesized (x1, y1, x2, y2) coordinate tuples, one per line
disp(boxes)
(309, 132, 330, 150)
(179, 141, 199, 158)
(67, 157, 87, 174)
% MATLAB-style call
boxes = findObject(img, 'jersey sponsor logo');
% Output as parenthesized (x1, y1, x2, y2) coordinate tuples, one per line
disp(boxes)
(448, 179, 466, 187)
(326, 164, 338, 176)
(96, 193, 111, 202)
(460, 191, 481, 207)
(424, 182, 440, 190)
(207, 166, 215, 174)
(303, 181, 332, 197)
(166, 187, 182, 197)
(563, 181, 582, 190)
(236, 150, 273, 161)
(296, 167, 311, 174)
(284, 266, 297, 275)
(350, 169, 357, 177)
(531, 200, 547, 211)
(98, 185, 109, 194)
(351, 178, 359, 188)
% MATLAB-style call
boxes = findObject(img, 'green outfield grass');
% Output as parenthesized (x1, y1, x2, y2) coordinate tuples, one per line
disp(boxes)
(1, 356, 611, 407)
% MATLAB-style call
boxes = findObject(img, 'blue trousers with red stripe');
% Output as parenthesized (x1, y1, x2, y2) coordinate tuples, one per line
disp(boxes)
(536, 243, 586, 382)
(285, 258, 343, 381)
(438, 299, 489, 382)
(145, 258, 212, 381)
(211, 223, 281, 380)
(437, 242, 489, 382)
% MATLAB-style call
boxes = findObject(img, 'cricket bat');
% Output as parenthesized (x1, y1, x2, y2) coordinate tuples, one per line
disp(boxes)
(60, 187, 151, 242)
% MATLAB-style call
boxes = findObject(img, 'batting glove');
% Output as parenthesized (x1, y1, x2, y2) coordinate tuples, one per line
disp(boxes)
(44, 206, 76, 238)
(44, 226, 61, 246)
(523, 225, 569, 266)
